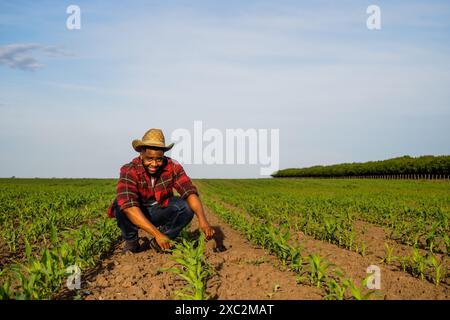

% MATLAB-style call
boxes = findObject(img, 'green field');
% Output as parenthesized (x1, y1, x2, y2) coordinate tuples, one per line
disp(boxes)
(0, 179, 118, 299)
(0, 178, 449, 299)
(196, 179, 450, 253)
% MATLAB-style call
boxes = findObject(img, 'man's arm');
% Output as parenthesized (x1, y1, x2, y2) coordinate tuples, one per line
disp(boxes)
(186, 193, 215, 240)
(171, 159, 215, 240)
(122, 206, 172, 250)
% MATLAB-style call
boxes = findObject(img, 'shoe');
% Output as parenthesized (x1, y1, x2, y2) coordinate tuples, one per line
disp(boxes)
(122, 239, 140, 254)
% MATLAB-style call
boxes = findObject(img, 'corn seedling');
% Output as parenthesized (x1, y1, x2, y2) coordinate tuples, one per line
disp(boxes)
(410, 247, 427, 280)
(400, 256, 409, 272)
(162, 234, 212, 300)
(290, 248, 305, 274)
(382, 243, 395, 265)
(359, 241, 366, 257)
(308, 254, 333, 288)
(324, 271, 348, 300)
(342, 276, 375, 300)
(0, 269, 13, 300)
(427, 254, 444, 286)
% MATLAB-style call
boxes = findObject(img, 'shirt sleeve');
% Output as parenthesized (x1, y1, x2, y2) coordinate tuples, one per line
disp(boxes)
(172, 161, 199, 199)
(116, 165, 140, 210)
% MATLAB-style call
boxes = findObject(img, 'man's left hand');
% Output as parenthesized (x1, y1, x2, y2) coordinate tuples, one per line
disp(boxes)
(199, 221, 215, 240)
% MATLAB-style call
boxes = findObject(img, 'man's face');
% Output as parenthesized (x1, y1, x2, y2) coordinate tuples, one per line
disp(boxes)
(140, 148, 165, 175)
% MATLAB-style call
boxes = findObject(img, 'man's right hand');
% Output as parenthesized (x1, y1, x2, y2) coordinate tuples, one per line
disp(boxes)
(155, 233, 173, 250)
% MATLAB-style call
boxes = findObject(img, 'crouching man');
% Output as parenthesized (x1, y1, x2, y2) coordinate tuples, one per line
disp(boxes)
(107, 128, 215, 253)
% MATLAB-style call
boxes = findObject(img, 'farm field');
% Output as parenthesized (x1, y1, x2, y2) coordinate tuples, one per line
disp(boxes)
(0, 178, 449, 300)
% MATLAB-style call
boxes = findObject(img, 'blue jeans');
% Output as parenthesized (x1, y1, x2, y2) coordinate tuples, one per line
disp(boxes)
(114, 196, 194, 241)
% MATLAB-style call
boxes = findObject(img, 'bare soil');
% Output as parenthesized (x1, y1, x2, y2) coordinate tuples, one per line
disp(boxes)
(210, 193, 450, 299)
(78, 203, 449, 300)
(296, 222, 449, 299)
(82, 207, 322, 300)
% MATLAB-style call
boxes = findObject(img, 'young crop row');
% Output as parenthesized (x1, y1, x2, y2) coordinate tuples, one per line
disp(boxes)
(200, 181, 362, 253)
(197, 179, 449, 255)
(0, 179, 116, 257)
(0, 179, 119, 300)
(0, 219, 119, 299)
(201, 194, 375, 300)
(381, 243, 448, 287)
(351, 202, 449, 254)
(197, 179, 449, 286)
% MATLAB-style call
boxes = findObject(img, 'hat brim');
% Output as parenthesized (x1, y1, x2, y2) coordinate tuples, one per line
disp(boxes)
(132, 140, 174, 152)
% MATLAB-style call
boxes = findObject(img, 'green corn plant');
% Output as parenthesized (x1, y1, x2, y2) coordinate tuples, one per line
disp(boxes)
(442, 234, 449, 255)
(323, 216, 337, 243)
(426, 254, 444, 286)
(74, 227, 97, 268)
(345, 231, 355, 251)
(342, 277, 375, 300)
(424, 222, 440, 253)
(265, 226, 293, 267)
(411, 232, 421, 248)
(49, 224, 58, 246)
(324, 270, 348, 300)
(6, 228, 17, 252)
(410, 247, 427, 280)
(0, 269, 13, 300)
(400, 256, 409, 272)
(324, 278, 347, 300)
(12, 247, 63, 300)
(381, 243, 395, 265)
(162, 234, 212, 300)
(0, 280, 13, 300)
(13, 271, 38, 300)
(308, 254, 333, 288)
(359, 241, 367, 257)
(290, 247, 305, 274)
(24, 238, 32, 260)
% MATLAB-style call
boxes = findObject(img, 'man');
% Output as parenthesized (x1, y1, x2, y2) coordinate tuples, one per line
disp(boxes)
(107, 128, 215, 253)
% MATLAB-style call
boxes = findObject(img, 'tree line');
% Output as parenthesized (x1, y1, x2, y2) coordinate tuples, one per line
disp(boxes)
(272, 155, 450, 179)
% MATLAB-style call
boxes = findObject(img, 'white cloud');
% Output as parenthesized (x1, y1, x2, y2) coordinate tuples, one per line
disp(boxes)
(0, 43, 72, 71)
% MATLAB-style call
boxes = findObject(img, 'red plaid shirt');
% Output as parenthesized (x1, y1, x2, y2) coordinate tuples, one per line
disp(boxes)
(107, 156, 198, 218)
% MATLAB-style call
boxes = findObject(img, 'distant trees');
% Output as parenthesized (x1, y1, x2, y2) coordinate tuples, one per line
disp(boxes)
(272, 155, 450, 179)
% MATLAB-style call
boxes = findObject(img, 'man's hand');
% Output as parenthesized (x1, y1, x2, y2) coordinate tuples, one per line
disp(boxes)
(123, 206, 173, 250)
(155, 233, 173, 250)
(199, 221, 215, 240)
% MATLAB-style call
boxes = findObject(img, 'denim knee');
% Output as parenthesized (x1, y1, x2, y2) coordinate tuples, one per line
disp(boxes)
(169, 196, 194, 218)
(114, 200, 138, 241)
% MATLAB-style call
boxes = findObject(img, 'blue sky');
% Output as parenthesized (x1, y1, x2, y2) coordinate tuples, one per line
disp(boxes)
(1, 0, 450, 178)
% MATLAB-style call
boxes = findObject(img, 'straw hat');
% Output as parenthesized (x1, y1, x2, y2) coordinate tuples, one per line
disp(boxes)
(132, 128, 174, 152)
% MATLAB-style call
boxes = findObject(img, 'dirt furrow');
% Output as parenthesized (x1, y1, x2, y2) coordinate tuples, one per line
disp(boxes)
(296, 227, 449, 299)
(202, 192, 449, 300)
(81, 208, 322, 300)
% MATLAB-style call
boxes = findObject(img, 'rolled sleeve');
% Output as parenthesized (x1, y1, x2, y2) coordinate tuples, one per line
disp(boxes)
(173, 162, 198, 199)
(116, 166, 139, 210)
